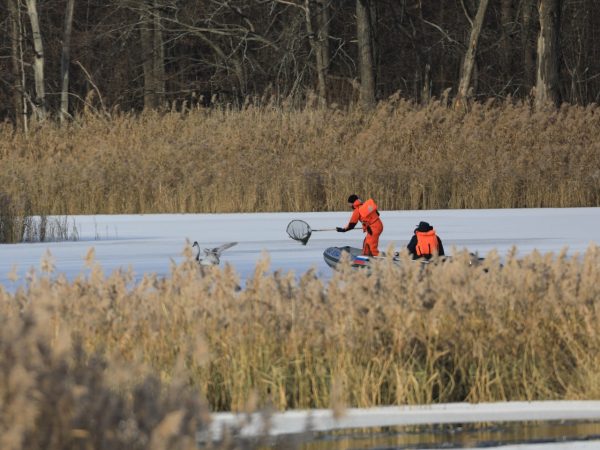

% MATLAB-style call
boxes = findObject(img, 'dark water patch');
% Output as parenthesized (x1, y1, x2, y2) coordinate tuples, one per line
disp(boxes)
(276, 421, 600, 449)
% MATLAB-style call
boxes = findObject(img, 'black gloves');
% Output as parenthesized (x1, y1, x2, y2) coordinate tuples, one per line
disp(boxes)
(336, 227, 346, 232)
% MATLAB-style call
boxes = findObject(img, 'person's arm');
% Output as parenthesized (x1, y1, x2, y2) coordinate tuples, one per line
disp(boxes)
(437, 237, 445, 256)
(337, 209, 360, 232)
(407, 235, 417, 255)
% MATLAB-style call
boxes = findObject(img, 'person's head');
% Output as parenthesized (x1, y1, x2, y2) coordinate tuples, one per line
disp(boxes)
(347, 194, 361, 209)
(415, 221, 433, 233)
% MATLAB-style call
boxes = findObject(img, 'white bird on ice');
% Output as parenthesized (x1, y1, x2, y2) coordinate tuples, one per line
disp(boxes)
(192, 241, 237, 266)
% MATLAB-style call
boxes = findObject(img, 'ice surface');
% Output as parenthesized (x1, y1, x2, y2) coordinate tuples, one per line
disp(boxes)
(1, 207, 599, 290)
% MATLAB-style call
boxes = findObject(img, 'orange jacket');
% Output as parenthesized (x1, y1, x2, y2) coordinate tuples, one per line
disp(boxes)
(348, 198, 380, 230)
(415, 230, 440, 256)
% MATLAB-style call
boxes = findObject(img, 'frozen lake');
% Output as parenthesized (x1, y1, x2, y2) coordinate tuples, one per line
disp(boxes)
(2, 207, 600, 449)
(1, 207, 599, 288)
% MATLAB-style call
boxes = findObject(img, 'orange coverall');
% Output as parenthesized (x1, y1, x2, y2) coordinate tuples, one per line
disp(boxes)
(345, 198, 384, 256)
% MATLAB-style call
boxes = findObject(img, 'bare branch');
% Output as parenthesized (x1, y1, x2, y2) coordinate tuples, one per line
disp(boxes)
(421, 19, 463, 48)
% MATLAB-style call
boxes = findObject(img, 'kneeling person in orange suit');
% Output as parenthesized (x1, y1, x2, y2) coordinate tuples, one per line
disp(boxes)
(407, 221, 445, 260)
(336, 194, 384, 256)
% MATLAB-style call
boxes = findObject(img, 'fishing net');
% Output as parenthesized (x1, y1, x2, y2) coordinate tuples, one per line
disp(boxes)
(286, 220, 312, 245)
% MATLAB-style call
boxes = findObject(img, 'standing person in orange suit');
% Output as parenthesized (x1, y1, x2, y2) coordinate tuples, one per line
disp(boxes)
(336, 194, 384, 256)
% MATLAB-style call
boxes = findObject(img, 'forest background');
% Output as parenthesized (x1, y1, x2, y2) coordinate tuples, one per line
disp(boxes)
(1, 0, 599, 124)
(1, 0, 599, 218)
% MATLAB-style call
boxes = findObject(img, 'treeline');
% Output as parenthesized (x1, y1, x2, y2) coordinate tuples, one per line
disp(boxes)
(1, 0, 599, 129)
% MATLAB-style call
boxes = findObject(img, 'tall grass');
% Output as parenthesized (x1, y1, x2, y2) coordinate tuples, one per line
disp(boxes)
(1, 100, 599, 215)
(0, 192, 79, 243)
(0, 299, 209, 450)
(2, 246, 599, 415)
(0, 193, 27, 243)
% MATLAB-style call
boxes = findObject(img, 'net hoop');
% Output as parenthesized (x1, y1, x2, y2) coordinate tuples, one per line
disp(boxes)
(286, 220, 312, 245)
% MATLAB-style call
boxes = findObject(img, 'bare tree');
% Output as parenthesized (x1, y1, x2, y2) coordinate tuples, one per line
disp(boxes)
(500, 0, 514, 76)
(455, 0, 489, 108)
(152, 0, 165, 104)
(60, 0, 76, 122)
(521, 0, 536, 92)
(140, 12, 154, 109)
(6, 0, 26, 130)
(139, 0, 164, 109)
(267, 0, 330, 103)
(25, 0, 46, 120)
(305, 0, 330, 106)
(316, 1, 331, 77)
(535, 0, 561, 109)
(2, 0, 600, 122)
(356, 0, 375, 108)
(561, 0, 589, 104)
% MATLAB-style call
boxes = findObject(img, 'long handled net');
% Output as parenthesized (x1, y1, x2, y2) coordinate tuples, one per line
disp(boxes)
(286, 220, 313, 245)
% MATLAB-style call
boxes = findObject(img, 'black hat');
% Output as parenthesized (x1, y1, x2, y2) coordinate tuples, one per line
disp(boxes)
(415, 221, 433, 232)
(347, 194, 359, 204)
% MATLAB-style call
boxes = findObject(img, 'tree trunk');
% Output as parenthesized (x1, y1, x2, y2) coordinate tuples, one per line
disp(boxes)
(305, 0, 329, 106)
(25, 0, 46, 121)
(317, 0, 330, 101)
(140, 1, 164, 110)
(140, 9, 155, 109)
(436, 1, 446, 96)
(422, 63, 431, 104)
(60, 0, 75, 123)
(580, 0, 592, 103)
(18, 0, 28, 132)
(521, 0, 536, 92)
(566, 0, 588, 104)
(152, 0, 165, 107)
(535, 0, 561, 109)
(500, 0, 513, 78)
(455, 0, 489, 108)
(356, 0, 375, 108)
(317, 1, 330, 68)
(414, 1, 432, 104)
(7, 0, 25, 130)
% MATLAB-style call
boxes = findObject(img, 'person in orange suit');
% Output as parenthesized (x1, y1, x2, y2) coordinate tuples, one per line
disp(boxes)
(406, 221, 445, 260)
(336, 194, 384, 256)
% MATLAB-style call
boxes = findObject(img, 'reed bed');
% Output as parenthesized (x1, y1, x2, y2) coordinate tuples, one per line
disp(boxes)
(1, 245, 599, 419)
(0, 291, 209, 449)
(1, 100, 599, 215)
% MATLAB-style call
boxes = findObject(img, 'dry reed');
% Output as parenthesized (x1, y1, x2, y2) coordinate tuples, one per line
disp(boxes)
(0, 192, 78, 243)
(1, 245, 599, 417)
(1, 100, 599, 215)
(0, 299, 209, 450)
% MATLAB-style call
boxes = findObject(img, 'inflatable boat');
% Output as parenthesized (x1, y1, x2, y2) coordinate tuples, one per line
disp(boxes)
(323, 246, 485, 270)
(322, 246, 390, 269)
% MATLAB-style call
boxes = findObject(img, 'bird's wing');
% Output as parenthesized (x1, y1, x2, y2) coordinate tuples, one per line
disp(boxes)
(213, 242, 238, 255)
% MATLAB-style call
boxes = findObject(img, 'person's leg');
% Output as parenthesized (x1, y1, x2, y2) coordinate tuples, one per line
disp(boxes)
(361, 221, 383, 256)
(362, 236, 371, 256)
(364, 232, 380, 256)
(366, 233, 379, 256)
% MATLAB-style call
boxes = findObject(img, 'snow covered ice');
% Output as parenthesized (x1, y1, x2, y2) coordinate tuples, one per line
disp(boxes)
(1, 207, 599, 289)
